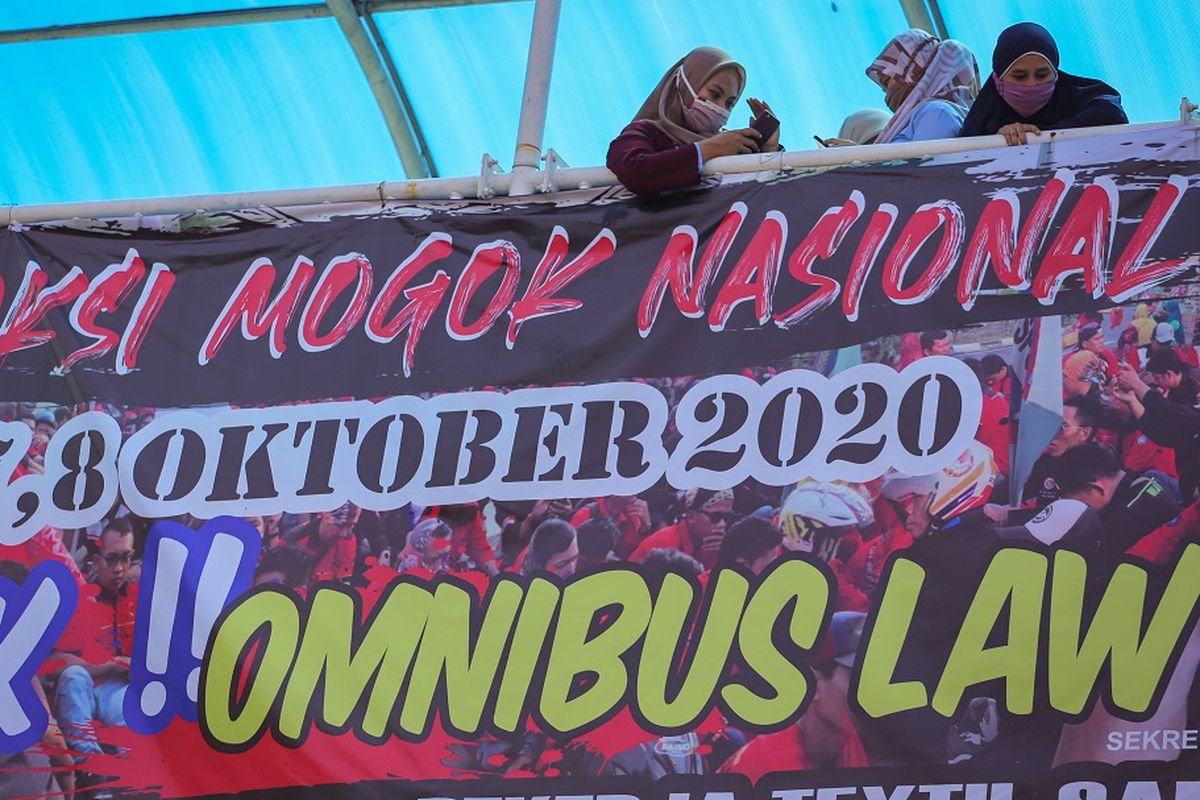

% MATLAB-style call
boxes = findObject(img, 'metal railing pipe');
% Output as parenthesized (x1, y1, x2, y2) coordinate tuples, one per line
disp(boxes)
(508, 0, 562, 196)
(5, 119, 1193, 225)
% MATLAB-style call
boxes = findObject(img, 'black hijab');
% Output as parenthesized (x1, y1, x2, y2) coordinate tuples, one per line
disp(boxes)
(959, 22, 1127, 137)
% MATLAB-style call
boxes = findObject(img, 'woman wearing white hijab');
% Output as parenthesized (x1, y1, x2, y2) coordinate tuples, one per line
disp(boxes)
(864, 29, 980, 143)
(835, 108, 892, 145)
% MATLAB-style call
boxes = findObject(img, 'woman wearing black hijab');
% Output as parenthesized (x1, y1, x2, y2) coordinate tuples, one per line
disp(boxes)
(960, 22, 1127, 145)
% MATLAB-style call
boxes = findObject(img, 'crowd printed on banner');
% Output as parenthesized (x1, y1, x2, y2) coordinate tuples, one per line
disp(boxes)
(0, 359, 979, 546)
(3, 128, 1200, 798)
(196, 546, 1200, 751)
(2, 532, 1198, 760)
(4, 300, 1200, 798)
(0, 170, 1189, 382)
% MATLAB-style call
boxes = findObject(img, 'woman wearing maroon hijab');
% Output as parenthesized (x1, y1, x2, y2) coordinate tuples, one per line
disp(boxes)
(607, 46, 780, 196)
(960, 22, 1126, 145)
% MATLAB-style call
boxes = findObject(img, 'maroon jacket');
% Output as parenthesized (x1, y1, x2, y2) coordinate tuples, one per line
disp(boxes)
(606, 120, 702, 196)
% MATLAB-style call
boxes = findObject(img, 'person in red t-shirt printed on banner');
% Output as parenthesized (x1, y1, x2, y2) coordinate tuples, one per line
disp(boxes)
(422, 502, 499, 576)
(981, 354, 1021, 416)
(842, 474, 918, 605)
(1114, 325, 1143, 373)
(1077, 322, 1119, 377)
(570, 495, 652, 559)
(720, 612, 871, 778)
(397, 519, 456, 579)
(286, 501, 360, 587)
(965, 358, 1012, 483)
(53, 518, 139, 767)
(629, 488, 735, 571)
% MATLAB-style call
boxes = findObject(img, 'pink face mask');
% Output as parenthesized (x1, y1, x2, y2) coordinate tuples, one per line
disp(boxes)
(677, 68, 731, 135)
(995, 74, 1056, 118)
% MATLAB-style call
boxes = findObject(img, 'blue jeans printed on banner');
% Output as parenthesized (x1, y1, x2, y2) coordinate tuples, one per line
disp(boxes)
(55, 664, 128, 756)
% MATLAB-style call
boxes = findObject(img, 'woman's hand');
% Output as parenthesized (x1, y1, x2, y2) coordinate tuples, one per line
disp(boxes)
(1111, 383, 1137, 406)
(699, 128, 762, 161)
(747, 97, 781, 151)
(746, 97, 770, 117)
(822, 137, 859, 147)
(998, 122, 1041, 146)
(1111, 380, 1145, 419)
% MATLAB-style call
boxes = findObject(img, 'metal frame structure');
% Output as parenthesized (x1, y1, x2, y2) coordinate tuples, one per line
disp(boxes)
(2, 0, 1192, 224)
(898, 0, 948, 39)
(509, 0, 561, 196)
(0, 0, 522, 43)
(324, 0, 433, 177)
(0, 0, 522, 180)
(0, 0, 952, 186)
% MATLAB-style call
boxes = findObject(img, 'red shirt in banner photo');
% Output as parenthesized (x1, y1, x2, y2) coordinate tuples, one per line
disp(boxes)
(304, 535, 356, 584)
(719, 726, 869, 781)
(54, 581, 139, 664)
(420, 505, 497, 572)
(629, 519, 715, 570)
(571, 496, 651, 559)
(0, 526, 86, 588)
(976, 391, 1011, 476)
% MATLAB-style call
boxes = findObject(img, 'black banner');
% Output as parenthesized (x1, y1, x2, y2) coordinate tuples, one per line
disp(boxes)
(1, 125, 1196, 406)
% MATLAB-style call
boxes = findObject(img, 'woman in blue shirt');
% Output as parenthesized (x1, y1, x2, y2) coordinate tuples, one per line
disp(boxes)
(864, 29, 980, 143)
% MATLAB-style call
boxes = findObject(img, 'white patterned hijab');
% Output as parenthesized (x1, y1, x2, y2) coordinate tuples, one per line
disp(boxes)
(866, 29, 979, 144)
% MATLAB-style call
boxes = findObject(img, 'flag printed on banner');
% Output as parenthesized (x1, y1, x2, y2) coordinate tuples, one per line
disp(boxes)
(831, 344, 864, 376)
(1010, 315, 1064, 505)
(1011, 318, 1035, 393)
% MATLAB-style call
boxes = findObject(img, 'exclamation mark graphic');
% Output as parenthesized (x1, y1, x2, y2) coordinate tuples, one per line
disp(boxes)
(187, 533, 245, 702)
(125, 516, 261, 735)
(139, 537, 188, 717)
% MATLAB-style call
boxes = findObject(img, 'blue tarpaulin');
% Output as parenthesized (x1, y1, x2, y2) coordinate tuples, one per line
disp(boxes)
(2, 0, 1195, 205)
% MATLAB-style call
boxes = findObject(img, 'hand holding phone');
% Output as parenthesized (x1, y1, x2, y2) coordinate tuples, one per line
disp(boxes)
(747, 97, 780, 150)
(751, 110, 780, 142)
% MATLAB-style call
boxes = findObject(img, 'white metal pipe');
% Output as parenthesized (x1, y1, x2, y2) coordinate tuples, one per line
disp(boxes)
(706, 118, 1188, 174)
(508, 0, 562, 196)
(4, 119, 1192, 225)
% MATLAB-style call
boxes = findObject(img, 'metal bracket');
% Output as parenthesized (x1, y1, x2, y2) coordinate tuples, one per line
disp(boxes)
(539, 148, 569, 194)
(1182, 97, 1199, 123)
(477, 153, 503, 199)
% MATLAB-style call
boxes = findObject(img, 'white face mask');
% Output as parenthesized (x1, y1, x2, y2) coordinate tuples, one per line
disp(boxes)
(677, 68, 731, 134)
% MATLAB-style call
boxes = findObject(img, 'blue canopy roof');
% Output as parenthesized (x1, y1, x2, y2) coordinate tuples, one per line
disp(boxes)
(2, 0, 1195, 206)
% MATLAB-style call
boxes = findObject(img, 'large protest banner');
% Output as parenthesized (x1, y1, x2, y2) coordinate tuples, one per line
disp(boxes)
(1, 122, 1199, 800)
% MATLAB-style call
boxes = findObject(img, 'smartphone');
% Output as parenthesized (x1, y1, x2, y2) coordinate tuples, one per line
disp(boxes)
(751, 110, 780, 143)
